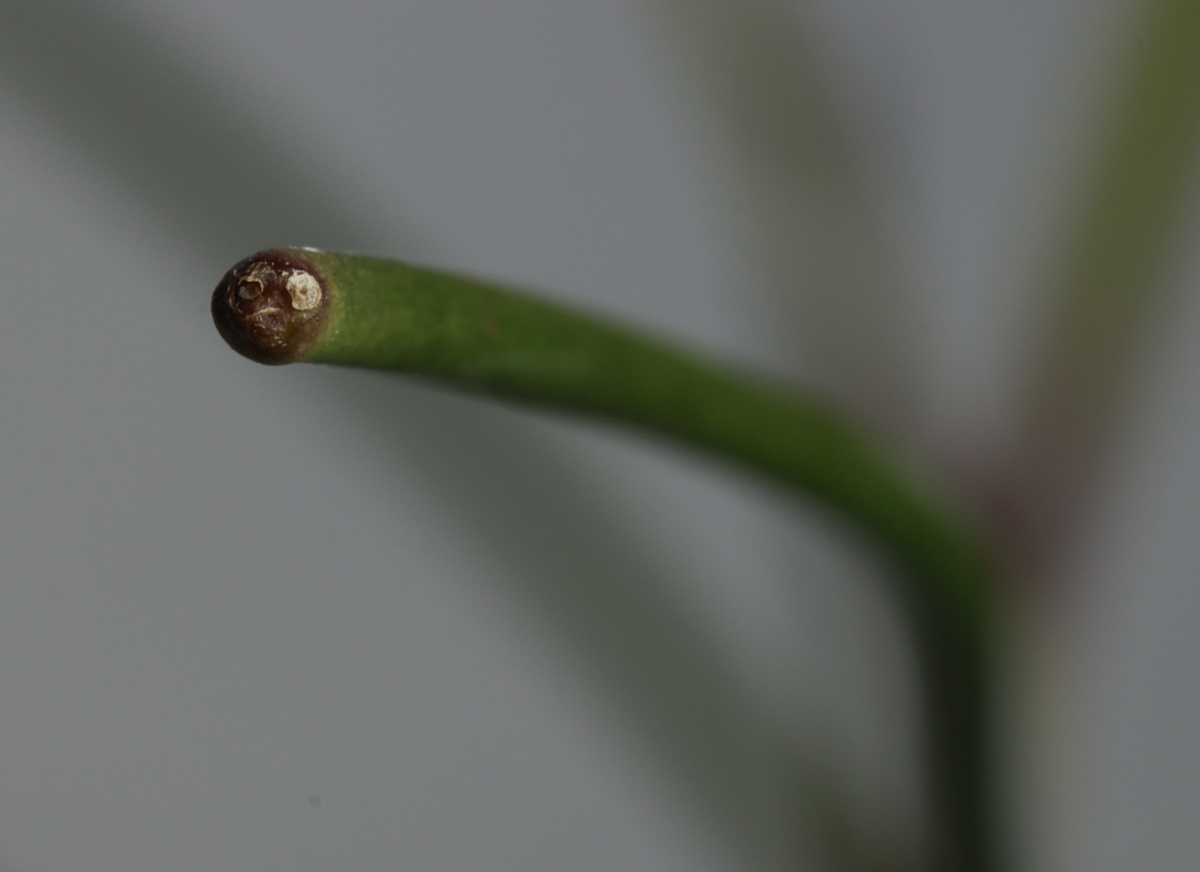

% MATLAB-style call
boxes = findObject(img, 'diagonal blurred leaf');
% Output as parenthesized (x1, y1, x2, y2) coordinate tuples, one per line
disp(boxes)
(639, 0, 919, 440)
(0, 0, 401, 261)
(322, 371, 825, 872)
(0, 0, 828, 867)
(999, 0, 1200, 571)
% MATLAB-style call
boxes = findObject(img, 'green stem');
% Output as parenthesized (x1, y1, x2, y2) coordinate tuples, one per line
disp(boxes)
(213, 246, 997, 871)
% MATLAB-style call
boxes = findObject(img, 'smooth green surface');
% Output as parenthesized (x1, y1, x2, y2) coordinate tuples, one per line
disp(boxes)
(283, 247, 997, 872)
(305, 249, 991, 628)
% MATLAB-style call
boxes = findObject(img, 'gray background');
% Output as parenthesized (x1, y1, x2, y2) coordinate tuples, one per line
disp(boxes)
(0, 0, 1195, 870)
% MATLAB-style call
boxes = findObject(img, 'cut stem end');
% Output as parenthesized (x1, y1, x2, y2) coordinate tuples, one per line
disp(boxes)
(211, 248, 330, 365)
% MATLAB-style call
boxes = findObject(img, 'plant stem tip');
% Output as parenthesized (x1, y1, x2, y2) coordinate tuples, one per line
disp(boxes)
(211, 248, 330, 364)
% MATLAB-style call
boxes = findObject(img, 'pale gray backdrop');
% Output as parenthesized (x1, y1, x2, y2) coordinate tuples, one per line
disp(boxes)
(0, 0, 1195, 870)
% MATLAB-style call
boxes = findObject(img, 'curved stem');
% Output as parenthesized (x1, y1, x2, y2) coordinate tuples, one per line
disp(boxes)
(213, 247, 998, 871)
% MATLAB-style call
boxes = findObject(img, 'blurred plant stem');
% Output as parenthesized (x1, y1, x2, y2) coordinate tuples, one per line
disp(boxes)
(213, 246, 998, 872)
(1001, 0, 1200, 574)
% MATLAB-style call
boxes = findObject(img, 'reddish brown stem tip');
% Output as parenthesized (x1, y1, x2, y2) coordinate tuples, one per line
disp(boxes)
(211, 248, 330, 365)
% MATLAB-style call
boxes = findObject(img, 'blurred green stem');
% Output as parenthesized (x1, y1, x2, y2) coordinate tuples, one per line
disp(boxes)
(214, 247, 997, 871)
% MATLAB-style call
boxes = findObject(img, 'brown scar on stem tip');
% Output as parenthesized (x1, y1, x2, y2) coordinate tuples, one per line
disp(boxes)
(211, 248, 330, 365)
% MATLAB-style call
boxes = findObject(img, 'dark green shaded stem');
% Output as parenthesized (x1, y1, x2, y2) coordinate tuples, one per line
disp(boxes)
(214, 247, 998, 871)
